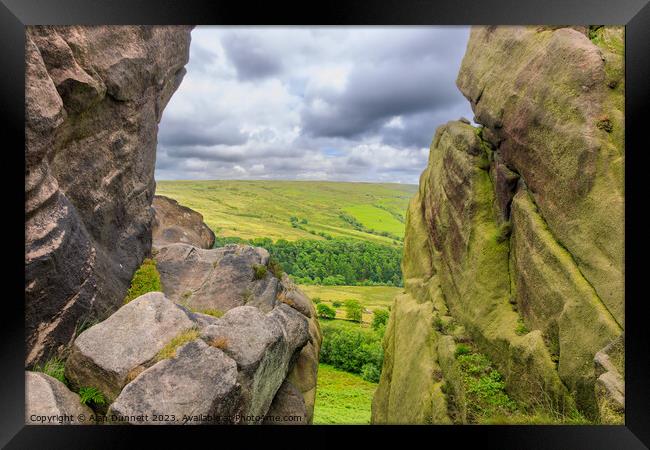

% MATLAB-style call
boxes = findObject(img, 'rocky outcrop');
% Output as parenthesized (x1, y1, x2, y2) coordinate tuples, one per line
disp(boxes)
(64, 241, 320, 424)
(25, 371, 93, 424)
(155, 243, 279, 313)
(25, 26, 192, 367)
(373, 26, 624, 424)
(64, 292, 197, 402)
(152, 195, 215, 249)
(155, 242, 321, 422)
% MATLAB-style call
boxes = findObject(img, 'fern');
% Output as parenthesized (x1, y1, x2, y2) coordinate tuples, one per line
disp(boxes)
(79, 386, 106, 406)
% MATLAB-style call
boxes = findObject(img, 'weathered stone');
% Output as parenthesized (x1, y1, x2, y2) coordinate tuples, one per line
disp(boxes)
(373, 120, 573, 423)
(263, 381, 307, 425)
(108, 340, 241, 424)
(201, 304, 309, 422)
(457, 26, 624, 326)
(25, 26, 192, 366)
(155, 243, 279, 314)
(152, 195, 215, 249)
(594, 334, 625, 424)
(25, 371, 93, 425)
(372, 293, 450, 424)
(65, 292, 196, 401)
(510, 187, 621, 414)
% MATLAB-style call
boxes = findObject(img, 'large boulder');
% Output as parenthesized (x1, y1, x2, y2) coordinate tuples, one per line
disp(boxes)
(373, 26, 624, 424)
(64, 292, 196, 401)
(278, 275, 321, 422)
(63, 253, 316, 425)
(25, 371, 93, 425)
(25, 25, 192, 366)
(201, 305, 309, 422)
(263, 381, 308, 425)
(155, 243, 279, 314)
(108, 340, 241, 424)
(152, 195, 215, 249)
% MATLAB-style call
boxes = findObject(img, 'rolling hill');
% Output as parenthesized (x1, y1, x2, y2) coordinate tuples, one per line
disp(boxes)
(155, 180, 418, 245)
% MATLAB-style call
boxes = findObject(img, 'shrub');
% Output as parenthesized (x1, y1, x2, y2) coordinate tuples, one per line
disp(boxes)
(123, 259, 162, 304)
(457, 352, 517, 422)
(252, 264, 268, 280)
(332, 301, 343, 307)
(312, 297, 322, 304)
(79, 386, 106, 407)
(268, 258, 284, 278)
(455, 343, 471, 358)
(34, 357, 66, 385)
(345, 299, 363, 323)
(319, 324, 383, 378)
(433, 315, 444, 332)
(361, 363, 381, 383)
(515, 319, 529, 336)
(317, 303, 336, 320)
(371, 309, 390, 331)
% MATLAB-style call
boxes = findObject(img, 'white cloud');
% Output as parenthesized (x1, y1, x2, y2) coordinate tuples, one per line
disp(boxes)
(156, 26, 473, 184)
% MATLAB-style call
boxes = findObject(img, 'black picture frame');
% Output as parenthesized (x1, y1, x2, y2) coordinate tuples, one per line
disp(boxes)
(2, 0, 649, 448)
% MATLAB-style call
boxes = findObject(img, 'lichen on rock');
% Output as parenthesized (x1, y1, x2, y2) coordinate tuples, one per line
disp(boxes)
(373, 25, 624, 424)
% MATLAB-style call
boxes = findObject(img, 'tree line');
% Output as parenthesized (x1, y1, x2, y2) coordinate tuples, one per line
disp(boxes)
(214, 236, 403, 286)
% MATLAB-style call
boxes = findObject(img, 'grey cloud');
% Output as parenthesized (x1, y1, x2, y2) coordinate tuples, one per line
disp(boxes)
(300, 56, 466, 139)
(156, 26, 473, 184)
(159, 120, 249, 147)
(221, 32, 283, 80)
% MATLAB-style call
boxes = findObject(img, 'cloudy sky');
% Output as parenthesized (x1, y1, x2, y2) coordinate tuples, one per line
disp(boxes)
(155, 26, 473, 184)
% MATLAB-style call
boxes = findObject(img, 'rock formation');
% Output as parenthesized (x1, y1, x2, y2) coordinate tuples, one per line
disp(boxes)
(25, 372, 93, 425)
(25, 26, 192, 367)
(25, 26, 319, 425)
(372, 26, 624, 424)
(152, 195, 216, 249)
(64, 241, 320, 423)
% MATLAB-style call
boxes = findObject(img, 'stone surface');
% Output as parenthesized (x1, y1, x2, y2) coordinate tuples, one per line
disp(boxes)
(277, 276, 321, 423)
(457, 26, 624, 326)
(263, 381, 308, 425)
(65, 292, 196, 401)
(25, 371, 93, 425)
(373, 26, 624, 424)
(108, 340, 241, 424)
(594, 334, 625, 424)
(25, 25, 192, 366)
(152, 195, 215, 249)
(155, 243, 279, 314)
(201, 304, 309, 422)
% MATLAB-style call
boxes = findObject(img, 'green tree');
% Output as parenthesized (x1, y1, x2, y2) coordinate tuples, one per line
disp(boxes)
(345, 299, 363, 323)
(317, 303, 336, 320)
(372, 309, 390, 331)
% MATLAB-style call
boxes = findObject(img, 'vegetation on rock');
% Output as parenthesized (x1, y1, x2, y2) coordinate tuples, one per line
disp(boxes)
(34, 357, 67, 385)
(154, 329, 200, 362)
(123, 259, 162, 304)
(78, 386, 106, 408)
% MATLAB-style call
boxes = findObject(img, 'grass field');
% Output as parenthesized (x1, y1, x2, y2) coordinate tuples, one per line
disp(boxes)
(313, 364, 378, 424)
(299, 285, 400, 323)
(155, 180, 417, 244)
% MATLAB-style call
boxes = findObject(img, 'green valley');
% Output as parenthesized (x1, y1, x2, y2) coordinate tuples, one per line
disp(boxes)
(155, 179, 410, 424)
(156, 180, 417, 244)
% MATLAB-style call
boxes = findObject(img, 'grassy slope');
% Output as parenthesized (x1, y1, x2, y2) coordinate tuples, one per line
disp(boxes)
(155, 180, 417, 244)
(299, 284, 401, 324)
(313, 364, 378, 424)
